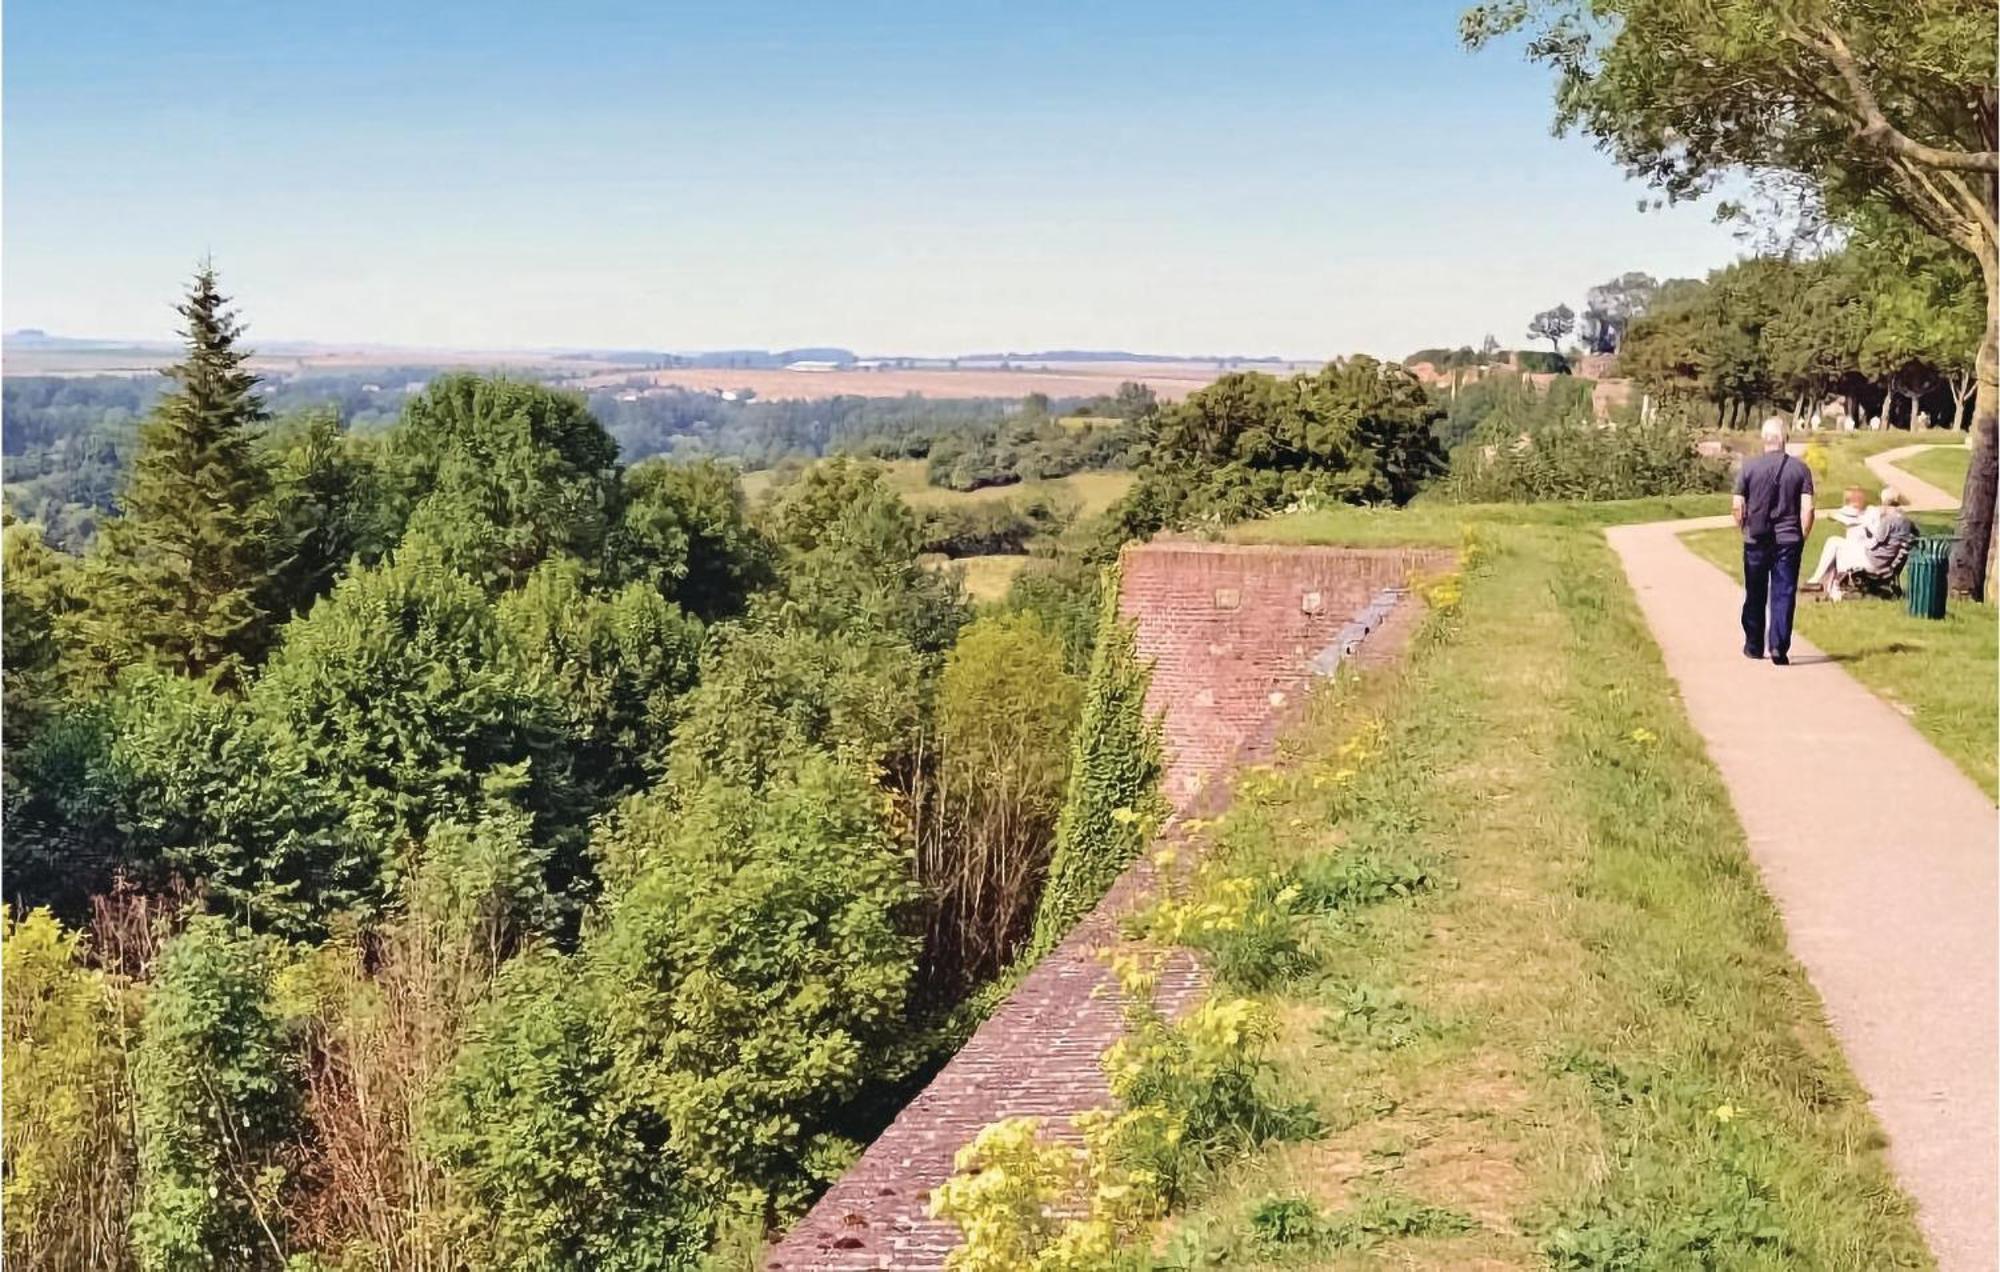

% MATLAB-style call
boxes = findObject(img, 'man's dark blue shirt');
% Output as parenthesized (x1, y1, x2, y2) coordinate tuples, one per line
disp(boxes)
(1734, 450, 1814, 542)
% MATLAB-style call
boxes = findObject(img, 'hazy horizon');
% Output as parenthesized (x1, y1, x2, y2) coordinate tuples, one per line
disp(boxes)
(6, 0, 1750, 361)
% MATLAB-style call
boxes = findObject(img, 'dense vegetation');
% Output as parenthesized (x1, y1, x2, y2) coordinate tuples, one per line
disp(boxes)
(1108, 357, 1448, 540)
(5, 374, 1145, 555)
(1467, 0, 1996, 593)
(0, 271, 1114, 1269)
(1621, 231, 1983, 431)
(1441, 414, 1730, 504)
(0, 268, 1477, 1268)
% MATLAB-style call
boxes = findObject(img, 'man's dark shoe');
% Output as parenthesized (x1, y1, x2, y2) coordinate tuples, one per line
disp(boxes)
(1743, 646, 1763, 660)
(1771, 653, 1790, 666)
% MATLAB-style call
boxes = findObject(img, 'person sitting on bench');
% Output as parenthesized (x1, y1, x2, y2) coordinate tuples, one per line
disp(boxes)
(1824, 490, 1912, 604)
(1806, 486, 1878, 594)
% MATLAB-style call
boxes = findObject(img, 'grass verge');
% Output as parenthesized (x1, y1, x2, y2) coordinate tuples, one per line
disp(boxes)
(1801, 430, 1964, 505)
(1888, 444, 1972, 498)
(1679, 523, 1996, 800)
(1154, 524, 1928, 1269)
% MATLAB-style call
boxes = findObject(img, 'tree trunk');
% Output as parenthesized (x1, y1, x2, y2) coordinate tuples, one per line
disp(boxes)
(1948, 245, 1998, 599)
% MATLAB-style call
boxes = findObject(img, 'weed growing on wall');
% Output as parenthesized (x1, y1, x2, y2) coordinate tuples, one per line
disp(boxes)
(1028, 565, 1166, 955)
(930, 948, 1305, 1270)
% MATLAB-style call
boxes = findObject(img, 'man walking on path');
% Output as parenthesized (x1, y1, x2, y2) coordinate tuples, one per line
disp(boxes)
(1733, 417, 1815, 664)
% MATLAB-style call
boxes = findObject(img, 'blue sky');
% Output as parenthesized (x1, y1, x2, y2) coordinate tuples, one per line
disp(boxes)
(4, 0, 1749, 358)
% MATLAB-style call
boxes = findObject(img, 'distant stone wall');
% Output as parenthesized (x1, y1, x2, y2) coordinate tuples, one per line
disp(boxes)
(764, 542, 1448, 1271)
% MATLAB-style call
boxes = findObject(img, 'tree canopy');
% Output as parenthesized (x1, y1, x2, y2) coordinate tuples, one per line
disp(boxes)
(1116, 357, 1446, 537)
(1465, 0, 1998, 590)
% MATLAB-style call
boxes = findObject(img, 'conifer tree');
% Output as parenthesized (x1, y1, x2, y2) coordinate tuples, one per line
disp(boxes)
(90, 265, 276, 685)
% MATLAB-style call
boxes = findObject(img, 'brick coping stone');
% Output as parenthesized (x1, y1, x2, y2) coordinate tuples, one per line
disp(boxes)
(765, 542, 1448, 1270)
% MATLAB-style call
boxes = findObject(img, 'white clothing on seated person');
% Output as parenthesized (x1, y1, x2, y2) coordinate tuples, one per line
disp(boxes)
(1811, 531, 1873, 583)
(1809, 504, 1880, 588)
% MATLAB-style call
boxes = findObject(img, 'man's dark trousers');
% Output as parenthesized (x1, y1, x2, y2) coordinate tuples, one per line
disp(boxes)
(1742, 534, 1803, 658)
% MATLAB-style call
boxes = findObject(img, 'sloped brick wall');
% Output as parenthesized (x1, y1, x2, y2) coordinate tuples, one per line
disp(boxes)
(1119, 542, 1447, 809)
(764, 542, 1446, 1270)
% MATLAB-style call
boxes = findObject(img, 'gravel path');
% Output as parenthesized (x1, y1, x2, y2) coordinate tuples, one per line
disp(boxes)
(1607, 513, 1997, 1271)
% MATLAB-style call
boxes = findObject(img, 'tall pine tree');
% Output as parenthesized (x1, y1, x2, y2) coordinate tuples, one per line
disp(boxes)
(88, 265, 277, 687)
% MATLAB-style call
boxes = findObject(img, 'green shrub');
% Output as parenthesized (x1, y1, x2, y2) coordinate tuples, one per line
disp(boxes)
(1290, 848, 1437, 912)
(131, 917, 300, 1271)
(1115, 359, 1445, 537)
(382, 375, 622, 591)
(587, 754, 921, 1212)
(927, 612, 1082, 989)
(1099, 959, 1316, 1206)
(1317, 982, 1440, 1051)
(1129, 865, 1314, 991)
(761, 456, 968, 655)
(664, 622, 922, 795)
(3, 909, 138, 1269)
(250, 541, 585, 908)
(608, 456, 776, 623)
(919, 496, 1070, 557)
(496, 557, 704, 795)
(1247, 1195, 1323, 1249)
(426, 950, 701, 1271)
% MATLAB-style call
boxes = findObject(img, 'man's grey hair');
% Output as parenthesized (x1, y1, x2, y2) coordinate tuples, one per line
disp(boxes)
(1880, 485, 1907, 507)
(1760, 417, 1788, 447)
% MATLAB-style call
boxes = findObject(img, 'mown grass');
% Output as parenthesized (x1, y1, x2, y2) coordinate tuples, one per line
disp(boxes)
(1227, 492, 1733, 550)
(1802, 429, 1964, 505)
(1155, 526, 1928, 1269)
(1679, 522, 1997, 800)
(1889, 443, 1972, 497)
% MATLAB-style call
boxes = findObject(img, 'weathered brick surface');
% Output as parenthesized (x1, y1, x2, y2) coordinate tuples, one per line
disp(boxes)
(1118, 542, 1447, 809)
(764, 543, 1446, 1270)
(763, 856, 1202, 1271)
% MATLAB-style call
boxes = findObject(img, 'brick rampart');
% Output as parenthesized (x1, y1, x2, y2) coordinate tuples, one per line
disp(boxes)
(764, 543, 1447, 1270)
(1118, 543, 1447, 809)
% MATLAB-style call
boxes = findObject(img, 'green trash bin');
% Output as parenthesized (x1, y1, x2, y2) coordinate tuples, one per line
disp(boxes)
(1906, 536, 1954, 620)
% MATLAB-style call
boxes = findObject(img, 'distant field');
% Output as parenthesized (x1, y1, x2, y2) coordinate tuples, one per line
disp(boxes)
(744, 459, 1134, 518)
(933, 553, 1031, 603)
(575, 359, 1316, 402)
(7, 343, 1315, 401)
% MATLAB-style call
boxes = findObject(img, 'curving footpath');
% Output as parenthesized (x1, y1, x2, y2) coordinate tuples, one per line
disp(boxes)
(1606, 485, 1997, 1271)
(1871, 441, 1972, 513)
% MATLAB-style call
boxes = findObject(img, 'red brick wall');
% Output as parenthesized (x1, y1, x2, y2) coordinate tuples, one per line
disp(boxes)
(1119, 542, 1446, 809)
(764, 543, 1446, 1270)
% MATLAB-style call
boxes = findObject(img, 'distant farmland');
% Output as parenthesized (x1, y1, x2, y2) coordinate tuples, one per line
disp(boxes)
(5, 343, 1320, 402)
(578, 358, 1321, 402)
